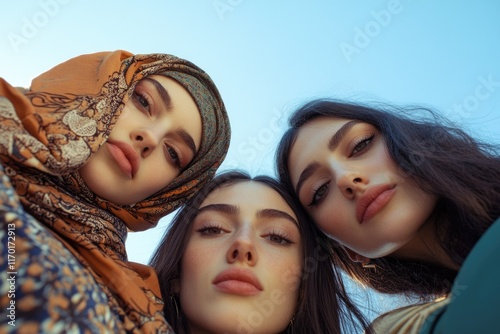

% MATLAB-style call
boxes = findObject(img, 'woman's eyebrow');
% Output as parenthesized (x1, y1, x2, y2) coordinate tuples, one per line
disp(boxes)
(176, 128, 197, 158)
(257, 208, 298, 226)
(295, 162, 320, 196)
(328, 120, 360, 151)
(142, 77, 173, 110)
(197, 203, 240, 216)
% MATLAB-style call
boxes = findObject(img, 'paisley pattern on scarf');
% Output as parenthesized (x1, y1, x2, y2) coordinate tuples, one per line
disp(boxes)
(0, 50, 230, 332)
(0, 165, 121, 333)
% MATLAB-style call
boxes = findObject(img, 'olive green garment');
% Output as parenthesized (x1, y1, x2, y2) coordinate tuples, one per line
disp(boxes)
(419, 217, 500, 334)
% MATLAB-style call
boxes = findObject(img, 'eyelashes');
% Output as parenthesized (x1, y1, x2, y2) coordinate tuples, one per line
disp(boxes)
(165, 144, 182, 171)
(308, 181, 330, 207)
(196, 222, 226, 236)
(265, 229, 293, 245)
(137, 93, 150, 109)
(132, 85, 154, 114)
(350, 134, 375, 157)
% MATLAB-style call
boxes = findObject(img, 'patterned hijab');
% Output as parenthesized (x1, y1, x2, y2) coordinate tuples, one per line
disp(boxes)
(0, 50, 230, 332)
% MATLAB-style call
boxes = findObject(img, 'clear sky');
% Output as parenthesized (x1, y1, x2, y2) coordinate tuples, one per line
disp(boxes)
(2, 0, 500, 321)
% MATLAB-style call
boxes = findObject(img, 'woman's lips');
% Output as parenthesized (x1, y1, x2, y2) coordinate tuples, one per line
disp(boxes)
(106, 141, 139, 178)
(356, 184, 396, 223)
(213, 268, 263, 296)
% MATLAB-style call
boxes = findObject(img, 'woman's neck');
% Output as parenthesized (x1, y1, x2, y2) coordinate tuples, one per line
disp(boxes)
(391, 218, 460, 272)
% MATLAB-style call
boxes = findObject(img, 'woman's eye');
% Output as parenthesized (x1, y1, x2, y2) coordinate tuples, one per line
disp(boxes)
(166, 146, 181, 171)
(266, 232, 293, 245)
(198, 225, 225, 236)
(133, 89, 153, 114)
(138, 94, 149, 108)
(309, 182, 330, 207)
(351, 134, 375, 156)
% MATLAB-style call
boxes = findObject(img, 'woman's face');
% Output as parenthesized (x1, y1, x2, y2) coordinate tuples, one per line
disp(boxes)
(180, 181, 302, 334)
(288, 116, 437, 259)
(79, 75, 202, 205)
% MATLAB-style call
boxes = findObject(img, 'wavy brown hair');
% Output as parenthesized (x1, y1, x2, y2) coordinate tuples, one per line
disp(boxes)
(276, 99, 500, 299)
(150, 170, 372, 333)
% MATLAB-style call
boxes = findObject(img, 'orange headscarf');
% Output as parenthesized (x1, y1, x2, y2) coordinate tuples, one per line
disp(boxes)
(0, 50, 230, 332)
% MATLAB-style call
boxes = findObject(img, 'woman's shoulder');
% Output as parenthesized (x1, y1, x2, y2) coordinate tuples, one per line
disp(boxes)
(369, 298, 450, 334)
(453, 216, 500, 283)
(418, 216, 500, 333)
(371, 217, 500, 334)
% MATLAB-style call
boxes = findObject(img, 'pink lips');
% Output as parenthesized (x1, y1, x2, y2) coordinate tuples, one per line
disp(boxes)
(356, 184, 396, 224)
(106, 141, 140, 178)
(213, 268, 263, 296)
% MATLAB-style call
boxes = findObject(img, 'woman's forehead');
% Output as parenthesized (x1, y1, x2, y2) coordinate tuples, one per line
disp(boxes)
(200, 181, 296, 218)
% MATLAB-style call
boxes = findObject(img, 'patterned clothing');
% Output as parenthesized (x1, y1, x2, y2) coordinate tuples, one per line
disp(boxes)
(0, 164, 120, 333)
(0, 51, 230, 333)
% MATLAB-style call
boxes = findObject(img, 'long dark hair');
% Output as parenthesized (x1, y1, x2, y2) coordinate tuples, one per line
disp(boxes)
(149, 170, 372, 333)
(276, 99, 500, 298)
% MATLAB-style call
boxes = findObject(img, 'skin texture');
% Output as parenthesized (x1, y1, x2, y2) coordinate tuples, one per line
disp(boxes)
(180, 181, 303, 334)
(79, 75, 202, 205)
(288, 116, 437, 260)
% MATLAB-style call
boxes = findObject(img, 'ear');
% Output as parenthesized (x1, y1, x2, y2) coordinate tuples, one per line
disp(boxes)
(342, 246, 370, 265)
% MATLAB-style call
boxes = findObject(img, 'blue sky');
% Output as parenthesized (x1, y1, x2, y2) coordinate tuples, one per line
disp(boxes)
(2, 0, 499, 320)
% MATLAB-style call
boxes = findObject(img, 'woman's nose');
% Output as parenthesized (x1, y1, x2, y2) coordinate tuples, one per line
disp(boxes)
(132, 129, 160, 158)
(336, 171, 366, 199)
(329, 158, 366, 199)
(226, 230, 258, 266)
